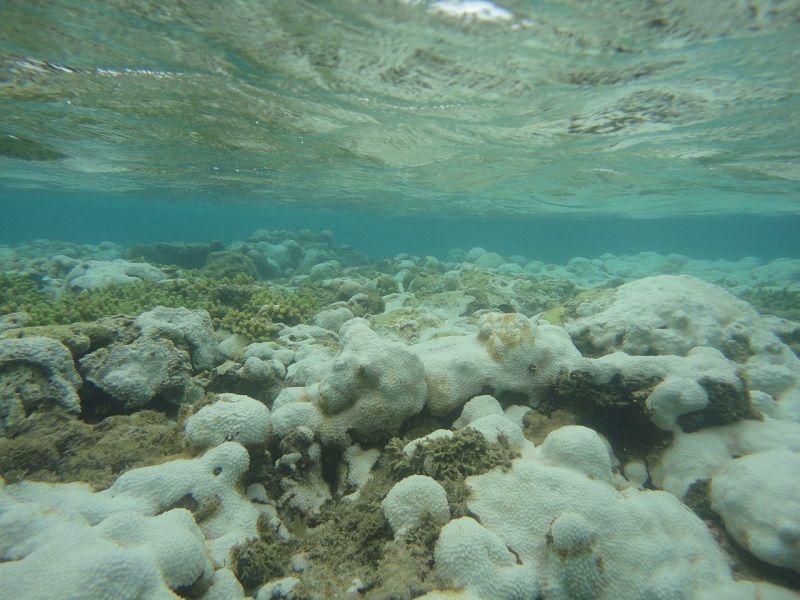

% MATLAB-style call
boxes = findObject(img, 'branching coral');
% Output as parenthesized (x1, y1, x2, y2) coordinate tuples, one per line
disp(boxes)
(0, 272, 326, 341)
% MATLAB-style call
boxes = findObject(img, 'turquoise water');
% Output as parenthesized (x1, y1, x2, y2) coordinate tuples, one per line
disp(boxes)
(3, 191, 800, 261)
(2, 0, 799, 256)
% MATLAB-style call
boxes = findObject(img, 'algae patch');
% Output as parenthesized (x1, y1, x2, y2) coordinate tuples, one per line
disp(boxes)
(231, 516, 294, 590)
(386, 428, 517, 482)
(0, 408, 182, 488)
(293, 453, 443, 599)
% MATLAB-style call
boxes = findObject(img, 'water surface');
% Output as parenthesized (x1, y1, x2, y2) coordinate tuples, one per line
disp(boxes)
(2, 0, 798, 234)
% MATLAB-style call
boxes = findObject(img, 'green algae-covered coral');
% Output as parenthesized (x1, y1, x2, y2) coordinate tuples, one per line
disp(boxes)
(230, 517, 293, 589)
(200, 250, 259, 280)
(0, 408, 182, 488)
(740, 286, 800, 321)
(374, 273, 399, 296)
(386, 428, 517, 482)
(295, 466, 439, 599)
(455, 267, 576, 316)
(0, 272, 325, 341)
(291, 429, 503, 597)
(213, 283, 316, 339)
(0, 273, 46, 319)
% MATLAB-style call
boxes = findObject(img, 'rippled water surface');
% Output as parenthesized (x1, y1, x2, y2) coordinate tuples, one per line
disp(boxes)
(2, 0, 799, 218)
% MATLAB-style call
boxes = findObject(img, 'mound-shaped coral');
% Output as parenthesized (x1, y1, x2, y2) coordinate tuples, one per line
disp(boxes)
(272, 318, 427, 448)
(459, 426, 734, 599)
(0, 336, 81, 431)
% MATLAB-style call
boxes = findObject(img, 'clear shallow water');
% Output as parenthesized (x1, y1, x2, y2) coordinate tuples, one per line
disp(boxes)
(2, 0, 799, 237)
(3, 192, 800, 262)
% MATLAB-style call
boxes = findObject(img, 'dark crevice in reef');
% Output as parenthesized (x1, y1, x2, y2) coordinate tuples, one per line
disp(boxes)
(320, 445, 344, 499)
(206, 369, 272, 402)
(77, 379, 185, 424)
(398, 406, 450, 441)
(544, 366, 671, 462)
(677, 377, 760, 433)
(496, 389, 530, 406)
(77, 380, 130, 423)
(243, 443, 278, 492)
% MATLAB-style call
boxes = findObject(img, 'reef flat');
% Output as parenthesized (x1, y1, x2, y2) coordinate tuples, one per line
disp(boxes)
(1, 230, 799, 599)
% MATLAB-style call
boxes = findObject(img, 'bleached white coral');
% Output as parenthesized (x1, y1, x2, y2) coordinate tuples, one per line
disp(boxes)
(453, 395, 529, 451)
(65, 259, 165, 290)
(434, 516, 539, 599)
(463, 426, 734, 599)
(107, 442, 262, 566)
(0, 479, 212, 599)
(565, 275, 758, 356)
(544, 511, 604, 600)
(453, 395, 503, 429)
(271, 318, 427, 447)
(185, 393, 270, 448)
(381, 475, 450, 538)
(651, 417, 800, 497)
(710, 449, 800, 572)
(413, 314, 580, 416)
(565, 275, 800, 421)
(538, 425, 613, 484)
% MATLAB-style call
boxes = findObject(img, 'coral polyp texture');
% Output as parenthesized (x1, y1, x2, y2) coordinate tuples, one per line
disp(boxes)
(1, 232, 800, 598)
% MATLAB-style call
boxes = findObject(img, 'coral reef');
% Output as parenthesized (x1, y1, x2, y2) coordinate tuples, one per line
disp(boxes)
(2, 232, 800, 598)
(0, 409, 182, 488)
(0, 271, 322, 341)
(0, 336, 82, 430)
(129, 240, 225, 269)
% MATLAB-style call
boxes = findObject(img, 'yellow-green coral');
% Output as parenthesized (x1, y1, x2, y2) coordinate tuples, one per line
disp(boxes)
(539, 307, 565, 326)
(477, 312, 535, 363)
(0, 271, 326, 342)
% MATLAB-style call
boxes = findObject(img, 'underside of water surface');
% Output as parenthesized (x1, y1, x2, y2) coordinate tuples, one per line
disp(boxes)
(1, 0, 799, 220)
